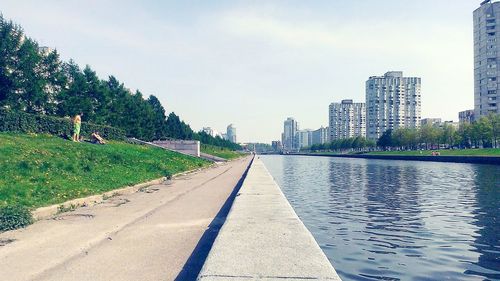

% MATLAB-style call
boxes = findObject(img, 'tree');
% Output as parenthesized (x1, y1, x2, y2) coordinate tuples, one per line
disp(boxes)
(148, 95, 168, 140)
(377, 129, 393, 150)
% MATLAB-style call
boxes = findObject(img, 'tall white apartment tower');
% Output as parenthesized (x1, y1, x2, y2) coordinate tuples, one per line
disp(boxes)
(474, 0, 500, 117)
(226, 124, 237, 143)
(366, 71, 421, 140)
(329, 99, 366, 140)
(282, 117, 298, 152)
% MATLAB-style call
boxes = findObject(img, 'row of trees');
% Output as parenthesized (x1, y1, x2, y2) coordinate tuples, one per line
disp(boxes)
(307, 114, 500, 152)
(309, 136, 376, 152)
(377, 114, 499, 150)
(0, 15, 239, 149)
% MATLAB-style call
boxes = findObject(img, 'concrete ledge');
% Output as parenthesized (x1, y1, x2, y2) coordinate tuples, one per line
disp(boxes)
(197, 158, 342, 281)
(294, 153, 500, 165)
(31, 177, 166, 220)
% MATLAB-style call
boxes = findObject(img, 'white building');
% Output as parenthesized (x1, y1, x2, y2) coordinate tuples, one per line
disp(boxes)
(297, 129, 313, 149)
(226, 124, 237, 143)
(329, 99, 366, 140)
(474, 1, 500, 117)
(202, 127, 215, 137)
(366, 71, 421, 140)
(282, 117, 298, 152)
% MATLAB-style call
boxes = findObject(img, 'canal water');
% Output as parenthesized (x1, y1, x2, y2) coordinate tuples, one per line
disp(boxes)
(260, 155, 500, 281)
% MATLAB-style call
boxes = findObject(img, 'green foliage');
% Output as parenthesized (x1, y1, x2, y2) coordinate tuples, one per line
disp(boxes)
(195, 131, 242, 150)
(0, 108, 125, 140)
(0, 133, 210, 209)
(309, 136, 375, 152)
(201, 144, 244, 160)
(0, 204, 33, 231)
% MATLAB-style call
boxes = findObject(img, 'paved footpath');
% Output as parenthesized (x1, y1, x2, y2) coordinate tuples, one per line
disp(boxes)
(0, 156, 252, 281)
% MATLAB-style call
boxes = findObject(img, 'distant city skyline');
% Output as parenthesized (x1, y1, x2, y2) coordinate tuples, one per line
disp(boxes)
(0, 0, 479, 143)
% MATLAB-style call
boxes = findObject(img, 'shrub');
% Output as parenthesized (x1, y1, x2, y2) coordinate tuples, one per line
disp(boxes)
(0, 109, 125, 140)
(0, 205, 33, 232)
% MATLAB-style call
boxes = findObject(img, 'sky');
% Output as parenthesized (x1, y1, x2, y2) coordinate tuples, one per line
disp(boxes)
(1, 0, 480, 143)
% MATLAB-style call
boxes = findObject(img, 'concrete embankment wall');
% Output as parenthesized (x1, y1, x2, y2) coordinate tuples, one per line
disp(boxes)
(153, 140, 200, 157)
(295, 153, 500, 165)
(197, 158, 342, 281)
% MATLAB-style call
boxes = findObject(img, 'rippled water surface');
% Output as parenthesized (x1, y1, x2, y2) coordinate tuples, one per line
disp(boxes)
(260, 155, 500, 281)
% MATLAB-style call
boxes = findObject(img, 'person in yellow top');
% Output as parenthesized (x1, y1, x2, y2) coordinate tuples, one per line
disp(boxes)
(72, 112, 82, 142)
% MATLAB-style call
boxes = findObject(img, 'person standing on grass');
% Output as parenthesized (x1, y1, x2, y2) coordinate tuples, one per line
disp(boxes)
(72, 112, 83, 142)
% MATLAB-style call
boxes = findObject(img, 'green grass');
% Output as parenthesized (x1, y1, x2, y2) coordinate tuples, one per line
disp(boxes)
(0, 133, 210, 209)
(201, 144, 244, 160)
(366, 148, 500, 156)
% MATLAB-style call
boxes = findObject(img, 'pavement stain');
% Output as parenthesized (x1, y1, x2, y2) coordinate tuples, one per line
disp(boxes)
(0, 238, 16, 247)
(53, 214, 95, 221)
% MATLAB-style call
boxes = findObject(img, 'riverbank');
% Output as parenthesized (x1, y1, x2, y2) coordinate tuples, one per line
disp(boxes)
(201, 144, 245, 160)
(0, 156, 252, 280)
(198, 157, 342, 280)
(294, 152, 500, 165)
(0, 133, 210, 210)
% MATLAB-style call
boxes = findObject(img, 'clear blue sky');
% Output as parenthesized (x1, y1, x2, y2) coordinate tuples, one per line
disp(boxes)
(1, 0, 480, 143)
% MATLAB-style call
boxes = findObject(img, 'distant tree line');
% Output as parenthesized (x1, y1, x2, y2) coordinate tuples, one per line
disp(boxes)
(308, 136, 376, 152)
(307, 114, 500, 152)
(0, 14, 240, 149)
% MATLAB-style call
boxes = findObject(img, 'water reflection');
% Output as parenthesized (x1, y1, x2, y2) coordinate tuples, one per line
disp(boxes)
(260, 155, 500, 281)
(469, 165, 500, 280)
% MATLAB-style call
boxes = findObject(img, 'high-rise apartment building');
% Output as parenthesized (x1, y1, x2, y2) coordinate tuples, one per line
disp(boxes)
(329, 99, 366, 140)
(474, 1, 500, 117)
(226, 124, 237, 143)
(202, 127, 215, 137)
(312, 126, 329, 145)
(420, 118, 442, 127)
(271, 141, 283, 152)
(366, 71, 421, 140)
(282, 117, 298, 152)
(459, 109, 475, 124)
(297, 129, 313, 149)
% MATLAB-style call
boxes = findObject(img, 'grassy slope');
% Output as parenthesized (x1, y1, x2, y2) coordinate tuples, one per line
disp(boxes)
(365, 148, 500, 156)
(201, 144, 244, 160)
(0, 133, 210, 209)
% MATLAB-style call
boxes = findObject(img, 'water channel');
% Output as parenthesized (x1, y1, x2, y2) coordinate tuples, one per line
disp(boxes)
(260, 155, 500, 281)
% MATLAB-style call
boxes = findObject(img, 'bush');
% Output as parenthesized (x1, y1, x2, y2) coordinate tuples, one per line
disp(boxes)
(0, 109, 125, 140)
(0, 205, 33, 231)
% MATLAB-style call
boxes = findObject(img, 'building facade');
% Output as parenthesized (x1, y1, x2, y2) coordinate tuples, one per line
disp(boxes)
(271, 141, 283, 152)
(420, 118, 442, 127)
(282, 117, 298, 152)
(202, 127, 215, 137)
(474, 1, 500, 117)
(366, 71, 421, 140)
(329, 99, 366, 140)
(226, 124, 237, 143)
(459, 109, 475, 124)
(297, 129, 313, 149)
(312, 126, 329, 145)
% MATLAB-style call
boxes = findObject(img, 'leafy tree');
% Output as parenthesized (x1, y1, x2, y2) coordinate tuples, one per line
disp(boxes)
(377, 129, 393, 149)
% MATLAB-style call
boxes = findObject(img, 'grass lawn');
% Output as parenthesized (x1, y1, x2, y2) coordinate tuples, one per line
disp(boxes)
(366, 148, 500, 156)
(0, 133, 210, 209)
(201, 144, 244, 160)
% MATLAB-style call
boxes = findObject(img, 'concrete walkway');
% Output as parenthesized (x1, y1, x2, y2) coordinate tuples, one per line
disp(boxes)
(0, 156, 252, 281)
(197, 158, 342, 281)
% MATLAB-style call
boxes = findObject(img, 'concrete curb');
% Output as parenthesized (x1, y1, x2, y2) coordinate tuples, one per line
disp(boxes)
(293, 153, 500, 165)
(31, 164, 214, 221)
(197, 158, 342, 281)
